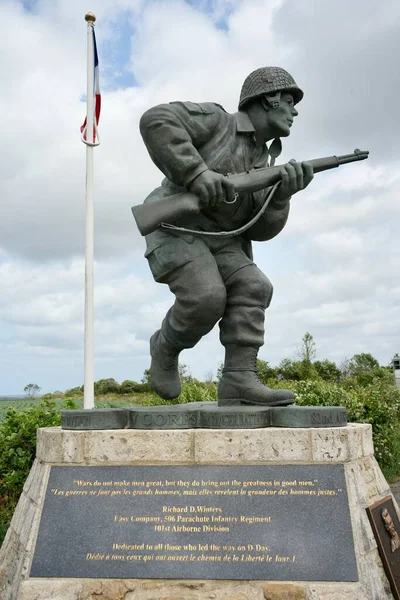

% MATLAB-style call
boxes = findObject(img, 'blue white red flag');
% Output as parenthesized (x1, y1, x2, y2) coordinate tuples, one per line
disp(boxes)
(81, 28, 101, 143)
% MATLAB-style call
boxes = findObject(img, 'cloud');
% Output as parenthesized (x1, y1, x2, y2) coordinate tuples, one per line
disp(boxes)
(272, 0, 400, 161)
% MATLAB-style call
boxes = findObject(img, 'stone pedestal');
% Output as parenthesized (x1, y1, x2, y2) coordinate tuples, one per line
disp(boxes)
(0, 424, 397, 600)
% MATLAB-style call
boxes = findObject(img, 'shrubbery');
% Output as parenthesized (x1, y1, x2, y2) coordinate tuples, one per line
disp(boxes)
(65, 378, 153, 397)
(120, 380, 153, 394)
(271, 377, 400, 469)
(178, 379, 217, 403)
(0, 398, 75, 543)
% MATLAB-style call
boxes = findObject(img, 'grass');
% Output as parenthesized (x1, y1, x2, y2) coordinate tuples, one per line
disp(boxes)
(0, 399, 39, 423)
(0, 394, 168, 425)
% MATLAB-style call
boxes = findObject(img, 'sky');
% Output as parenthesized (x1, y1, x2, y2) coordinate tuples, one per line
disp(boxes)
(0, 0, 399, 394)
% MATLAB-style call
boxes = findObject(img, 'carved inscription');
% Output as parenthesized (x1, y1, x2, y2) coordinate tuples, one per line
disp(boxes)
(63, 415, 91, 428)
(311, 411, 347, 425)
(135, 412, 198, 428)
(31, 465, 357, 581)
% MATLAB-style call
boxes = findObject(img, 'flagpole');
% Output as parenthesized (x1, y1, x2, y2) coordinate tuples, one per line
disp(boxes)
(83, 12, 96, 410)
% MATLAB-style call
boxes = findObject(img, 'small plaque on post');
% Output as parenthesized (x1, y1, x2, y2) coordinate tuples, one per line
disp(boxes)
(366, 496, 400, 600)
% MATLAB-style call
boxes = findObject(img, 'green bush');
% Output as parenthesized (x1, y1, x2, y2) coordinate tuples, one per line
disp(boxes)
(313, 359, 341, 382)
(348, 353, 380, 377)
(0, 514, 9, 544)
(178, 380, 217, 403)
(256, 359, 277, 382)
(0, 399, 61, 503)
(273, 377, 400, 473)
(64, 385, 83, 397)
(353, 367, 393, 388)
(276, 358, 303, 381)
(0, 398, 76, 545)
(94, 378, 121, 395)
(120, 380, 153, 394)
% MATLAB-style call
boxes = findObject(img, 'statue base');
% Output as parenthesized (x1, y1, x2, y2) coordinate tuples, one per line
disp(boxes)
(61, 402, 348, 430)
(0, 424, 397, 600)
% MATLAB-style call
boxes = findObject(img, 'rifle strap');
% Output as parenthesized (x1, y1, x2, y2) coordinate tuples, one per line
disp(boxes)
(160, 181, 281, 238)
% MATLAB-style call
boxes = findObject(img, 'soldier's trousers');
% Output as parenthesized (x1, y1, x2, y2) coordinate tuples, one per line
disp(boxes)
(146, 232, 273, 350)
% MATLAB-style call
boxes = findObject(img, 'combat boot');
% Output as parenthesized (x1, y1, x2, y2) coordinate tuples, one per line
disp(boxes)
(218, 345, 295, 407)
(150, 330, 181, 400)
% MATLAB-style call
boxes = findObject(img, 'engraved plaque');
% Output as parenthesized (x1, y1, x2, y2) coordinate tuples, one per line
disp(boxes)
(31, 465, 357, 581)
(366, 496, 400, 600)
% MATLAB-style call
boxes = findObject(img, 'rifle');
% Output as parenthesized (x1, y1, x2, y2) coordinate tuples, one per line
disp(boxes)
(132, 149, 369, 237)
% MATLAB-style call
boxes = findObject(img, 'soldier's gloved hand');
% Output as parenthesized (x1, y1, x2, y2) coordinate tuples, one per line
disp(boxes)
(273, 160, 314, 205)
(188, 169, 236, 208)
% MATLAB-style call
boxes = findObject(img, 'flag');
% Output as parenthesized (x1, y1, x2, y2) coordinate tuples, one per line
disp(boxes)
(81, 28, 101, 143)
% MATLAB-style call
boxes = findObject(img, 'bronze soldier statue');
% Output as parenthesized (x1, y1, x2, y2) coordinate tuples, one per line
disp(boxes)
(138, 67, 314, 407)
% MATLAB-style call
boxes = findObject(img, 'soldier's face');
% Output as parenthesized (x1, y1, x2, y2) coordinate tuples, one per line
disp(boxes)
(265, 92, 298, 138)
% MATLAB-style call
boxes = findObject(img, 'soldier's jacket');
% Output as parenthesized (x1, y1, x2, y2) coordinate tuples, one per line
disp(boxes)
(140, 101, 290, 257)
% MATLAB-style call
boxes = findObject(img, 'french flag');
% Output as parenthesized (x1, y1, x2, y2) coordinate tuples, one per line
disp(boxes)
(81, 28, 101, 143)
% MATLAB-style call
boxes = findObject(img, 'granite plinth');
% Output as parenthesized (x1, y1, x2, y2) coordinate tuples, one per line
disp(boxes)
(61, 403, 347, 430)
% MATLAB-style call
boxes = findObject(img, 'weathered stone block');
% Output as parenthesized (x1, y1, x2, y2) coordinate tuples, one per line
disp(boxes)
(22, 459, 41, 497)
(36, 428, 84, 464)
(358, 506, 378, 554)
(0, 528, 25, 600)
(353, 457, 385, 504)
(18, 579, 84, 600)
(22, 460, 50, 507)
(194, 428, 310, 463)
(24, 488, 46, 558)
(84, 429, 194, 464)
(18, 496, 38, 549)
(9, 492, 30, 538)
(36, 427, 63, 463)
(345, 462, 369, 507)
(311, 426, 363, 463)
(141, 581, 163, 589)
(308, 583, 365, 599)
(359, 456, 375, 483)
(264, 583, 307, 599)
(371, 456, 391, 497)
(61, 429, 85, 463)
(359, 424, 374, 456)
(356, 548, 394, 600)
(81, 579, 137, 599)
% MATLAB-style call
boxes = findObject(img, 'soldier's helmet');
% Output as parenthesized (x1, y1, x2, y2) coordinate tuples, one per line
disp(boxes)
(239, 67, 303, 110)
